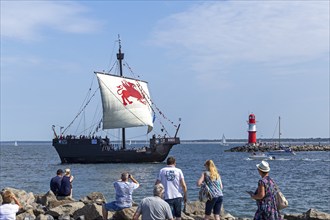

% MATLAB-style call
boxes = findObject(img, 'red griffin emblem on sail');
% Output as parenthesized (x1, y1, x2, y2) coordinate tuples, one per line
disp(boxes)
(117, 80, 146, 106)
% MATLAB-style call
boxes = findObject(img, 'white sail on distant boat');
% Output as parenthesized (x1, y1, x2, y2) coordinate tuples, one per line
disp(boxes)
(220, 134, 229, 146)
(14, 141, 18, 146)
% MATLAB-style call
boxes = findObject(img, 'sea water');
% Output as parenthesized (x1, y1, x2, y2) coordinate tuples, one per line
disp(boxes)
(0, 141, 329, 218)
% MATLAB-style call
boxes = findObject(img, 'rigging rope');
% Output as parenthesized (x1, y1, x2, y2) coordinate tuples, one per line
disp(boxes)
(271, 119, 279, 140)
(63, 86, 99, 135)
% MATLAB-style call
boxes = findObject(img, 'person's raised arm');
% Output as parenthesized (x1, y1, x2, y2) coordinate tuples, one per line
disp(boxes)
(129, 175, 139, 185)
(11, 193, 22, 209)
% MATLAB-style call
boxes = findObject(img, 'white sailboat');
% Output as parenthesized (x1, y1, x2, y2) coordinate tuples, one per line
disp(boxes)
(220, 134, 229, 146)
(268, 116, 296, 156)
(14, 141, 18, 146)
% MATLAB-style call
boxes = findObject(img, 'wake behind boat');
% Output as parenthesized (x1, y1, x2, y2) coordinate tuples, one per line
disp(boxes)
(52, 38, 180, 163)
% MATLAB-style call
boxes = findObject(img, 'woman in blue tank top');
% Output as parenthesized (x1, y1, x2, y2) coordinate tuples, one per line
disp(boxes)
(197, 160, 223, 220)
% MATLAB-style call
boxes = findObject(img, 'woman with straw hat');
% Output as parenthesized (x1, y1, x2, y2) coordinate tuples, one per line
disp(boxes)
(249, 161, 281, 220)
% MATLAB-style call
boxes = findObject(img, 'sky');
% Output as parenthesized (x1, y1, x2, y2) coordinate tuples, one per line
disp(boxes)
(1, 1, 329, 141)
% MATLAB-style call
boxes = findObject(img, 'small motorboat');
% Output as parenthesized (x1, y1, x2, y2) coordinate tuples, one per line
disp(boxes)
(248, 152, 273, 160)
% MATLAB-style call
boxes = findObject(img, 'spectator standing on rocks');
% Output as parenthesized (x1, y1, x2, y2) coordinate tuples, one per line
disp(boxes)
(249, 161, 282, 220)
(133, 183, 173, 220)
(0, 190, 22, 220)
(58, 168, 74, 198)
(197, 159, 223, 220)
(102, 172, 139, 220)
(155, 156, 187, 220)
(50, 169, 63, 196)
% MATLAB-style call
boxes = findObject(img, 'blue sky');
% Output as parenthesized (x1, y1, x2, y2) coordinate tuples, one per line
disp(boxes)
(1, 1, 329, 141)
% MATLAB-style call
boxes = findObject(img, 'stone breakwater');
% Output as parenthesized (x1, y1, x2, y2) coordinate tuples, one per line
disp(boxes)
(225, 144, 330, 152)
(1, 187, 330, 220)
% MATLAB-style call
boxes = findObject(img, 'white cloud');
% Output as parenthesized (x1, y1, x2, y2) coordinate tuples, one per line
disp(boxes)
(1, 1, 103, 41)
(150, 1, 329, 75)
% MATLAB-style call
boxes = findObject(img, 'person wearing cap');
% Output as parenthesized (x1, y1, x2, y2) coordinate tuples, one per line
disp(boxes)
(102, 172, 139, 220)
(0, 190, 22, 219)
(50, 169, 64, 196)
(132, 183, 173, 220)
(250, 161, 282, 220)
(58, 168, 74, 198)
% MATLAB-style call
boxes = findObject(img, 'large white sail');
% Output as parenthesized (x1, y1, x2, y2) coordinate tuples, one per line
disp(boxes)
(96, 73, 153, 130)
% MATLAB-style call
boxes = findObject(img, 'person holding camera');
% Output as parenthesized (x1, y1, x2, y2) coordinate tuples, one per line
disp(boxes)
(102, 172, 139, 220)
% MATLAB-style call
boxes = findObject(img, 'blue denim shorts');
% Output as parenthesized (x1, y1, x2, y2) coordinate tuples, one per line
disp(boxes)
(165, 197, 183, 218)
(104, 201, 123, 211)
(205, 196, 223, 215)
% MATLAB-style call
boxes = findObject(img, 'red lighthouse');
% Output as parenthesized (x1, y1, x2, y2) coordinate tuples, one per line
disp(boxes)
(248, 114, 257, 145)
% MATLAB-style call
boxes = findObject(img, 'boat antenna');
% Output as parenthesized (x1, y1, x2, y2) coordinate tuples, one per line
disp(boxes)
(117, 34, 126, 150)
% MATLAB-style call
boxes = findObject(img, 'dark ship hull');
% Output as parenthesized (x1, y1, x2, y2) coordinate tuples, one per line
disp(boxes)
(52, 137, 180, 163)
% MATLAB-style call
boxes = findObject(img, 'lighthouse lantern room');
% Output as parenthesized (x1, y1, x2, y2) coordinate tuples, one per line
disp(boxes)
(248, 114, 257, 145)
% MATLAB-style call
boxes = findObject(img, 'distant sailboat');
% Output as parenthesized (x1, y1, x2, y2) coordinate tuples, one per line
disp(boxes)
(220, 134, 229, 146)
(14, 141, 18, 146)
(268, 116, 296, 156)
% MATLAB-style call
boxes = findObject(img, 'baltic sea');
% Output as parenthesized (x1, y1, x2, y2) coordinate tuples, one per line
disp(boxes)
(0, 141, 329, 218)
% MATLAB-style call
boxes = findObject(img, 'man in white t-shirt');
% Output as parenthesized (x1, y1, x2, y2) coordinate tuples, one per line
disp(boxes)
(0, 190, 22, 220)
(133, 183, 173, 220)
(155, 156, 187, 220)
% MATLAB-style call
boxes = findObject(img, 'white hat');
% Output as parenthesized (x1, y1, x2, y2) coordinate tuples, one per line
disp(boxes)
(256, 161, 270, 172)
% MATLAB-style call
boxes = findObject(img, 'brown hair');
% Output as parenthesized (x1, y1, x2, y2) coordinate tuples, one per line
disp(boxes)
(121, 172, 129, 181)
(1, 190, 14, 204)
(167, 156, 176, 165)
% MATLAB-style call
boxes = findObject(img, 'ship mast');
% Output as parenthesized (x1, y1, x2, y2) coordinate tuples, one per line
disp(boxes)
(279, 116, 281, 148)
(117, 36, 126, 150)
